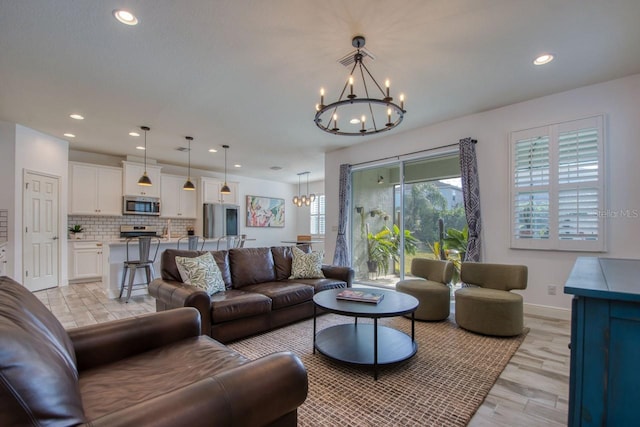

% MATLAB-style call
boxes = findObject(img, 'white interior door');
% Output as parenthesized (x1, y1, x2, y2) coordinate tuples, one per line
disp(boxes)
(23, 171, 59, 291)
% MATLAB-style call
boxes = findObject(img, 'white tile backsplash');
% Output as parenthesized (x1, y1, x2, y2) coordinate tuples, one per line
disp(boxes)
(68, 216, 195, 241)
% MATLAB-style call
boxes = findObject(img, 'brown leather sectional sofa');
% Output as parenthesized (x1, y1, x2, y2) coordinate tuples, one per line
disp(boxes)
(150, 246, 354, 343)
(0, 276, 308, 426)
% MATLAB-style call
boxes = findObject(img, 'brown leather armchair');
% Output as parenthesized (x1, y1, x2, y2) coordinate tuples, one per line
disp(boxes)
(0, 276, 308, 426)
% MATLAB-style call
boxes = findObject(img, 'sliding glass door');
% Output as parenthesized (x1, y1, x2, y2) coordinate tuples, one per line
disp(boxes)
(351, 164, 401, 286)
(351, 153, 465, 287)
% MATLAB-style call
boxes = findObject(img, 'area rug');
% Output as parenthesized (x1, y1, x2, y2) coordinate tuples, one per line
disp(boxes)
(228, 314, 527, 427)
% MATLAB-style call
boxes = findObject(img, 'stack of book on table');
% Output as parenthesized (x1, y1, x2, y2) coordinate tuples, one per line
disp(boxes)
(336, 289, 384, 304)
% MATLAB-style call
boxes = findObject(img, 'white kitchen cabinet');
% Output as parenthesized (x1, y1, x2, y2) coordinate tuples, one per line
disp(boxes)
(201, 177, 239, 205)
(122, 161, 162, 198)
(69, 162, 123, 216)
(68, 241, 103, 282)
(160, 174, 197, 218)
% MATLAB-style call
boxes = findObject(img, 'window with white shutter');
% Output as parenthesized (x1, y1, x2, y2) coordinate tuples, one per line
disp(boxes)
(310, 194, 325, 235)
(510, 116, 604, 251)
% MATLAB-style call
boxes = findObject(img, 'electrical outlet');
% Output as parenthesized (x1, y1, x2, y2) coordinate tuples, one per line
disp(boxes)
(547, 284, 557, 295)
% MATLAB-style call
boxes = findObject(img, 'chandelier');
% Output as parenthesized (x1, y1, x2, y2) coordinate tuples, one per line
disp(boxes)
(293, 172, 315, 207)
(314, 36, 406, 136)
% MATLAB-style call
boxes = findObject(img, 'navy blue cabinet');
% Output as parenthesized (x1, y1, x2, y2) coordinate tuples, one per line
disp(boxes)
(564, 257, 640, 426)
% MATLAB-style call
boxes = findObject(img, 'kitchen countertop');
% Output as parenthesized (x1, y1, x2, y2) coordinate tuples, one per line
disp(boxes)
(105, 236, 243, 246)
(106, 237, 201, 245)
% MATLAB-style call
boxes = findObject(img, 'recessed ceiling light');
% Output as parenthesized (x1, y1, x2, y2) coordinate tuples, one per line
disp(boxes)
(129, 131, 140, 137)
(270, 166, 283, 170)
(113, 9, 138, 26)
(350, 118, 361, 124)
(208, 148, 218, 153)
(69, 114, 84, 120)
(234, 164, 242, 168)
(533, 54, 554, 65)
(64, 133, 75, 138)
(136, 146, 145, 150)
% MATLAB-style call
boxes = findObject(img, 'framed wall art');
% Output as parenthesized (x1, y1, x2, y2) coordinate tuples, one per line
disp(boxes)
(246, 195, 285, 228)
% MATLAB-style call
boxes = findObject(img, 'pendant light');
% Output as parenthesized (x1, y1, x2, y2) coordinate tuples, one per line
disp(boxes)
(183, 136, 195, 190)
(137, 126, 152, 186)
(293, 172, 315, 207)
(305, 172, 316, 206)
(293, 174, 302, 207)
(220, 145, 231, 194)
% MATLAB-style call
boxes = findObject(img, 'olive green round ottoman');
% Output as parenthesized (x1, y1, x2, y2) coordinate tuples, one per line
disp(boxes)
(455, 287, 523, 336)
(396, 279, 450, 321)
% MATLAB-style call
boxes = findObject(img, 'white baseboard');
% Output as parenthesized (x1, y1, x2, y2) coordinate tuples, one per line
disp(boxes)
(524, 303, 571, 321)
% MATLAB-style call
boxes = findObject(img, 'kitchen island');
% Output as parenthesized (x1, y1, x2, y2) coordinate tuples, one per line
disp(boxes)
(102, 237, 227, 299)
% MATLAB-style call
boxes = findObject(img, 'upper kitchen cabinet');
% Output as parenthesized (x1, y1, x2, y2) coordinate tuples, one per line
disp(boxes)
(160, 174, 197, 218)
(122, 161, 162, 198)
(69, 162, 122, 216)
(201, 177, 239, 205)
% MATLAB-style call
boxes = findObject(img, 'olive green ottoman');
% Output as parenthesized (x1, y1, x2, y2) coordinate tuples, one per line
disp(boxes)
(396, 258, 453, 321)
(455, 287, 523, 336)
(396, 279, 451, 321)
(454, 262, 528, 337)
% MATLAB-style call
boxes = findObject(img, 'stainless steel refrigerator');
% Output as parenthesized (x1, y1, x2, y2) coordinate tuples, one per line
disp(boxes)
(203, 203, 240, 238)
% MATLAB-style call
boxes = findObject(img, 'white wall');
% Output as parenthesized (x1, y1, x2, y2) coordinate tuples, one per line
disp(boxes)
(229, 173, 300, 247)
(325, 73, 640, 310)
(0, 123, 69, 283)
(0, 121, 17, 278)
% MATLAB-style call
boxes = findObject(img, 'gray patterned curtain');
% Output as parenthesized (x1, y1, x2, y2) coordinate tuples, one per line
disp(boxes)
(459, 138, 482, 262)
(333, 164, 351, 266)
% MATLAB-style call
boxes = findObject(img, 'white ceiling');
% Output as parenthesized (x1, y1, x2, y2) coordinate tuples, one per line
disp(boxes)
(1, 0, 639, 183)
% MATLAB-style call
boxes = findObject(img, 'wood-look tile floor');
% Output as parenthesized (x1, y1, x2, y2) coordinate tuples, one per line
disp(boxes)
(34, 282, 571, 426)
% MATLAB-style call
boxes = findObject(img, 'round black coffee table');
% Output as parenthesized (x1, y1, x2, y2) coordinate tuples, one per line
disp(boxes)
(313, 288, 419, 380)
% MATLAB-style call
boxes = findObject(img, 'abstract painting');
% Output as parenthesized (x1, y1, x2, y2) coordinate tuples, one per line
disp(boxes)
(246, 195, 285, 227)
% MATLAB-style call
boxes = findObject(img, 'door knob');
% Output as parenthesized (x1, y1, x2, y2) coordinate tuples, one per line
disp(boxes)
(52, 236, 59, 240)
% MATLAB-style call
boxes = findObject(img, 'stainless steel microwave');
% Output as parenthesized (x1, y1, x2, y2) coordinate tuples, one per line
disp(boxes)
(123, 196, 161, 216)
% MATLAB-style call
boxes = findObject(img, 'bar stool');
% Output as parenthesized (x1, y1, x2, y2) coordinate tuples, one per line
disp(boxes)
(215, 235, 246, 250)
(119, 236, 160, 303)
(177, 235, 205, 250)
(216, 235, 233, 250)
(234, 234, 247, 248)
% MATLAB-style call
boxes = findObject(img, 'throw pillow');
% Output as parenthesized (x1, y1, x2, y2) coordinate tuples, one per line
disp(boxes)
(175, 252, 225, 295)
(289, 246, 325, 279)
